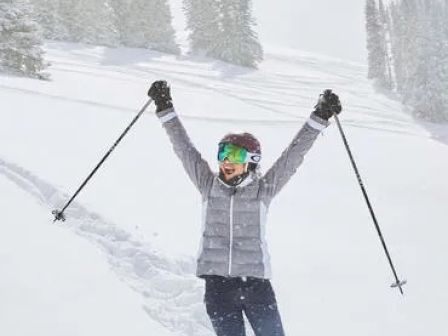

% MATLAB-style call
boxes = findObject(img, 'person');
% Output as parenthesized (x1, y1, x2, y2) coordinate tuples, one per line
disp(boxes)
(148, 80, 342, 336)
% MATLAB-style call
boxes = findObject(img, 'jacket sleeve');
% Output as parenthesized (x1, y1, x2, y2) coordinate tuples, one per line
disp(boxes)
(156, 107, 214, 195)
(260, 113, 329, 202)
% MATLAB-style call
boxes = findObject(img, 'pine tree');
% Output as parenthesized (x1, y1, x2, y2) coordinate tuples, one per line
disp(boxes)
(399, 0, 421, 100)
(441, 1, 448, 121)
(0, 0, 47, 78)
(32, 0, 68, 40)
(409, 0, 448, 122)
(365, 0, 388, 87)
(183, 0, 221, 54)
(389, 1, 408, 94)
(209, 0, 263, 68)
(124, 0, 179, 54)
(378, 0, 393, 90)
(109, 0, 133, 45)
(61, 0, 119, 47)
(386, 0, 448, 122)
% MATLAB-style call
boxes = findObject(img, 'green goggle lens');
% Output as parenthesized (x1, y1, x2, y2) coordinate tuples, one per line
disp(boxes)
(218, 143, 248, 164)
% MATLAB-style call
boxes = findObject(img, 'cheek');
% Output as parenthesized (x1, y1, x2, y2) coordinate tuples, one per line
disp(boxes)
(219, 164, 234, 173)
(236, 165, 246, 174)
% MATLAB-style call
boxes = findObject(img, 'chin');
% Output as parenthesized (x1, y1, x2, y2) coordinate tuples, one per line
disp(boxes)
(221, 172, 234, 180)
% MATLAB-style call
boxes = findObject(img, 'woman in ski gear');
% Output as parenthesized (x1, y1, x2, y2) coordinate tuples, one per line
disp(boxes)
(148, 80, 342, 336)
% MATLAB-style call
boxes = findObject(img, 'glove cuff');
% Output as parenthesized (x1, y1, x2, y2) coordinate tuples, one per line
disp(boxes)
(156, 107, 177, 124)
(309, 112, 330, 130)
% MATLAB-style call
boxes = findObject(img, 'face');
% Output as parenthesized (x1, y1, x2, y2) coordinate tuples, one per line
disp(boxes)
(219, 159, 248, 181)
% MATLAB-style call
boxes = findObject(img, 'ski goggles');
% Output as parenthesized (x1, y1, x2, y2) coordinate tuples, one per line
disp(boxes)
(217, 143, 261, 164)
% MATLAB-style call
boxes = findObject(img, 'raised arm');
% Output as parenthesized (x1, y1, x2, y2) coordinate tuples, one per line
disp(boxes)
(148, 81, 214, 195)
(261, 90, 342, 201)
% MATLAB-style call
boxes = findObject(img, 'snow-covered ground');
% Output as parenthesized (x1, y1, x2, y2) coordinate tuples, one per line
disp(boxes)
(1, 42, 448, 335)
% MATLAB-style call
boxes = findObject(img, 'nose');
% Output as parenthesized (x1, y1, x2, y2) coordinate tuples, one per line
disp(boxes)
(221, 159, 234, 167)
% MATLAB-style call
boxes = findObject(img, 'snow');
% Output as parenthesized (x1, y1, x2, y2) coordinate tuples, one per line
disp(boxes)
(0, 172, 171, 336)
(1, 41, 448, 335)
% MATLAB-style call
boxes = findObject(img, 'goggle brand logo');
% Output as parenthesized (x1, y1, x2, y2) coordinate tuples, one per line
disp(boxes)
(250, 154, 261, 163)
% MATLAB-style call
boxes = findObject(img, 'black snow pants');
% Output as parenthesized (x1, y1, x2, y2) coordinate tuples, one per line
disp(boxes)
(203, 275, 285, 336)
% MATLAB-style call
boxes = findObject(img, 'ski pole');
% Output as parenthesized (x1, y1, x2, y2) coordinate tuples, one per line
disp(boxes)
(52, 98, 153, 222)
(333, 112, 407, 295)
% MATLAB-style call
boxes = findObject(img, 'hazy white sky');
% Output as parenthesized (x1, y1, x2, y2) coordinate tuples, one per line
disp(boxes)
(254, 0, 367, 63)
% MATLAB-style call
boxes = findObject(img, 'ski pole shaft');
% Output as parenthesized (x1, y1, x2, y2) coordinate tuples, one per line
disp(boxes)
(333, 113, 406, 295)
(52, 98, 153, 222)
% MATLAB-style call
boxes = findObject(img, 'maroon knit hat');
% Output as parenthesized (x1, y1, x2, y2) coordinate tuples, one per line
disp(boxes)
(219, 133, 261, 153)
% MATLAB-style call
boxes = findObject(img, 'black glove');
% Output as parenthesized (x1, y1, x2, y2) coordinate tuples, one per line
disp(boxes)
(313, 89, 342, 120)
(147, 80, 173, 112)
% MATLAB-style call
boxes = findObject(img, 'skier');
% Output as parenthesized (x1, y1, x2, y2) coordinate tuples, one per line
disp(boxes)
(148, 80, 342, 336)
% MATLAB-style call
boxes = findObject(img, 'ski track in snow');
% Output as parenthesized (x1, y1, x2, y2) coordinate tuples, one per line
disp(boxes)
(51, 60, 303, 120)
(0, 157, 215, 336)
(0, 39, 428, 142)
(0, 66, 427, 139)
(0, 84, 134, 113)
(2, 41, 429, 140)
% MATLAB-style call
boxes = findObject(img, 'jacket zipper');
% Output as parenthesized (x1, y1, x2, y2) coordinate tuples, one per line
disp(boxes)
(228, 190, 236, 276)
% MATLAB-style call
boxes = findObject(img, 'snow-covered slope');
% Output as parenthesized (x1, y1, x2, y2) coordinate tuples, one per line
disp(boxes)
(0, 170, 173, 336)
(1, 42, 448, 336)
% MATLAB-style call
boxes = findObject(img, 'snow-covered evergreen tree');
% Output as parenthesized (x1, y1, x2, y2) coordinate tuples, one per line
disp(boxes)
(209, 0, 263, 68)
(389, 1, 407, 93)
(398, 0, 422, 99)
(109, 0, 133, 45)
(365, 0, 388, 87)
(384, 0, 448, 122)
(60, 0, 119, 47)
(124, 0, 179, 54)
(0, 0, 47, 78)
(406, 0, 448, 122)
(32, 0, 179, 52)
(378, 0, 393, 90)
(183, 0, 221, 54)
(32, 0, 68, 40)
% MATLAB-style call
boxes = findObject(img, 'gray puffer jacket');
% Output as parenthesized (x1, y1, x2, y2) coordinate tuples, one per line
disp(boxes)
(157, 108, 329, 279)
